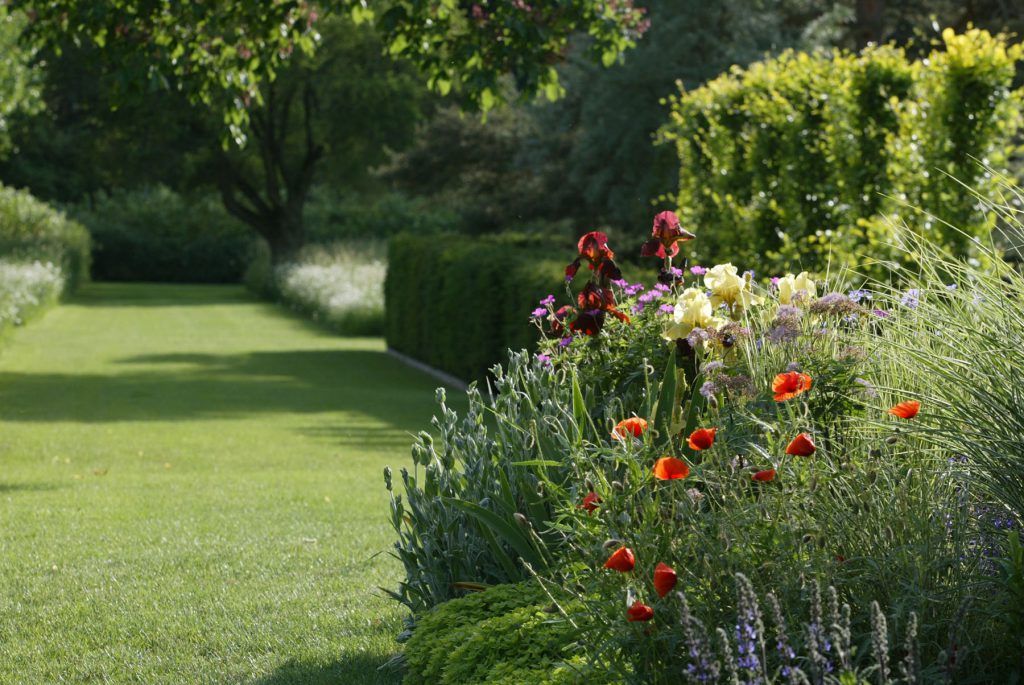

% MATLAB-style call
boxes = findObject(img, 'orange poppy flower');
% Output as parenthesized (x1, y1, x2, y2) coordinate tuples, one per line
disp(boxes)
(653, 562, 678, 598)
(653, 457, 690, 480)
(612, 417, 649, 440)
(626, 600, 655, 622)
(604, 546, 635, 572)
(785, 432, 816, 457)
(579, 491, 601, 514)
(752, 468, 776, 482)
(772, 371, 813, 402)
(687, 427, 717, 451)
(888, 400, 920, 419)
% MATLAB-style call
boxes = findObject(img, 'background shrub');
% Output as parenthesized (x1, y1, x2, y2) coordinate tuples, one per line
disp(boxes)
(659, 28, 1023, 279)
(0, 183, 90, 290)
(385, 233, 568, 382)
(304, 186, 459, 243)
(70, 185, 254, 283)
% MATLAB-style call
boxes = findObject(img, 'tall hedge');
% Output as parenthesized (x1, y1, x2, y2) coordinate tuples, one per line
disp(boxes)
(386, 233, 566, 382)
(659, 28, 1024, 278)
(0, 183, 91, 290)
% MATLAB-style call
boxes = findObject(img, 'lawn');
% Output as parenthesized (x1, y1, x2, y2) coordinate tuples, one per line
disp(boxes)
(0, 283, 461, 684)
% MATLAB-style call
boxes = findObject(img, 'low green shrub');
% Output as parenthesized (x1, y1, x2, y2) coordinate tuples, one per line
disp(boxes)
(0, 183, 90, 290)
(402, 581, 595, 685)
(69, 186, 254, 283)
(385, 232, 569, 381)
(659, 28, 1023, 279)
(304, 186, 459, 243)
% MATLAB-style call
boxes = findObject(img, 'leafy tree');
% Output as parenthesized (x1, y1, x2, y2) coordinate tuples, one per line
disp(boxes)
(0, 6, 42, 157)
(7, 0, 647, 260)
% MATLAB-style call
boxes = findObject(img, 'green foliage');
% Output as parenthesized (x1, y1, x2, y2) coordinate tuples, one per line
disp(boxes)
(0, 7, 42, 157)
(69, 186, 254, 283)
(0, 259, 63, 335)
(0, 183, 90, 290)
(385, 233, 566, 382)
(659, 28, 1024, 279)
(402, 581, 589, 685)
(304, 187, 458, 243)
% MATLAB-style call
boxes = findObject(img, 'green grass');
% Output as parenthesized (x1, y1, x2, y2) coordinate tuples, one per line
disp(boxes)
(0, 283, 462, 684)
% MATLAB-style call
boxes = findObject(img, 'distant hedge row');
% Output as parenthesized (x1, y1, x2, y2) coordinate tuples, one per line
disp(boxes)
(659, 28, 1024, 278)
(385, 233, 566, 382)
(0, 183, 91, 290)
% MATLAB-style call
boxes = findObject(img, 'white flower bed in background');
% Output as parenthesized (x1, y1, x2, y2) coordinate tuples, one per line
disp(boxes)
(0, 260, 64, 331)
(275, 242, 386, 335)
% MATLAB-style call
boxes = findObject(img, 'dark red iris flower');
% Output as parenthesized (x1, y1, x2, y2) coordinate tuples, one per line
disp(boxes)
(566, 231, 620, 284)
(653, 562, 678, 598)
(641, 211, 696, 259)
(627, 600, 654, 622)
(604, 546, 636, 572)
(549, 305, 577, 337)
(570, 309, 606, 336)
(785, 432, 816, 457)
(579, 491, 601, 514)
(576, 283, 630, 330)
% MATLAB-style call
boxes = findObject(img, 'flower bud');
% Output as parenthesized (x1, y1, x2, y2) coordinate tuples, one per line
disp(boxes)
(514, 512, 530, 528)
(612, 480, 624, 493)
(435, 387, 446, 404)
(585, 478, 595, 492)
(383, 466, 393, 491)
(603, 538, 623, 550)
(885, 435, 899, 445)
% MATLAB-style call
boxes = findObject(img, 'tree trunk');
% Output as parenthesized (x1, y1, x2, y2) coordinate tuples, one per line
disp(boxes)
(854, 0, 885, 47)
(216, 78, 323, 265)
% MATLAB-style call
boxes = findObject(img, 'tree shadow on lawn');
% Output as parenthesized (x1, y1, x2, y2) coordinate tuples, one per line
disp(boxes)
(0, 350, 451, 443)
(255, 652, 401, 685)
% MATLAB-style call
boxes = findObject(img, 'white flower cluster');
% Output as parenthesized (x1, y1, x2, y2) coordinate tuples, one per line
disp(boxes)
(275, 244, 385, 327)
(0, 260, 64, 330)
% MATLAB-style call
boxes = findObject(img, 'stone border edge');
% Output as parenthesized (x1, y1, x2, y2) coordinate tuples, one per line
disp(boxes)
(387, 347, 470, 392)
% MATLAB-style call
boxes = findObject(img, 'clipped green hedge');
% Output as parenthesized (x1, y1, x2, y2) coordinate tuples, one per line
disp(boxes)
(386, 233, 567, 381)
(659, 28, 1024, 278)
(0, 183, 91, 291)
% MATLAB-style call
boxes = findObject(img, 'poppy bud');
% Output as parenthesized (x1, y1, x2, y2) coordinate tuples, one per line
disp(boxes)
(585, 478, 595, 492)
(513, 513, 530, 528)
(612, 480, 624, 493)
(603, 539, 622, 550)
(885, 435, 898, 445)
(536, 482, 545, 497)
(869, 448, 882, 458)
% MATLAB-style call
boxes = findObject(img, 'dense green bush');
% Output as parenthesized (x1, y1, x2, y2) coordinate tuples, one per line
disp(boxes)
(70, 186, 254, 283)
(385, 233, 568, 381)
(0, 183, 90, 290)
(401, 581, 594, 685)
(659, 28, 1024, 278)
(304, 186, 459, 243)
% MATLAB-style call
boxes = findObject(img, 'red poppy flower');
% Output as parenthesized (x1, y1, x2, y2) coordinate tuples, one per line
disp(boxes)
(612, 417, 648, 441)
(888, 400, 920, 419)
(752, 468, 776, 482)
(604, 546, 636, 572)
(772, 372, 813, 402)
(785, 432, 816, 457)
(653, 562, 677, 598)
(579, 491, 601, 514)
(687, 427, 717, 451)
(641, 211, 696, 259)
(653, 456, 690, 480)
(627, 600, 654, 622)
